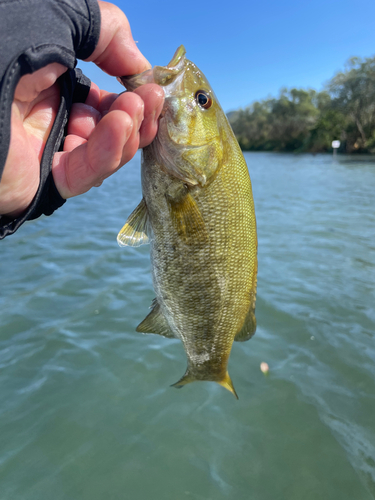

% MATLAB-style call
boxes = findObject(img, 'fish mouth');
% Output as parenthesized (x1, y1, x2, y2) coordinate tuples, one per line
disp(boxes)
(168, 45, 186, 67)
(118, 45, 187, 92)
(153, 45, 186, 88)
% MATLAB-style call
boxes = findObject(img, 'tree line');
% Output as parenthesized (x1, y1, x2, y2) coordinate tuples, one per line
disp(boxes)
(228, 56, 375, 153)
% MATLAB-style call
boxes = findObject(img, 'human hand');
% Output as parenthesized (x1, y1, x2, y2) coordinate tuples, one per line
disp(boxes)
(0, 1, 164, 218)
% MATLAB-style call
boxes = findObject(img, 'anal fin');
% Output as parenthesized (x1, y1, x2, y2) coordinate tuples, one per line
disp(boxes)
(136, 298, 175, 338)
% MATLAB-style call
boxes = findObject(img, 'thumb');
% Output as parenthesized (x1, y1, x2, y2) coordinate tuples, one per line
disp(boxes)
(86, 1, 151, 77)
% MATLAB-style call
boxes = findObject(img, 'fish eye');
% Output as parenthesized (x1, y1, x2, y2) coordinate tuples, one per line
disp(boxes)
(195, 90, 212, 109)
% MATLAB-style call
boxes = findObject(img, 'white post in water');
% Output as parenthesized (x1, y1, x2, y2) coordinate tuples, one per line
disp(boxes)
(332, 140, 340, 158)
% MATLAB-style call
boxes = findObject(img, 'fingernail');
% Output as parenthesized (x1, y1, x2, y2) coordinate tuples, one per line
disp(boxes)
(151, 107, 162, 127)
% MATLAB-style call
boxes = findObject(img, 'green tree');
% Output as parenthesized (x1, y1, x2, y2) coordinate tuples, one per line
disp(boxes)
(228, 55, 375, 153)
(229, 88, 321, 152)
(303, 91, 347, 152)
(266, 88, 319, 151)
(329, 56, 375, 151)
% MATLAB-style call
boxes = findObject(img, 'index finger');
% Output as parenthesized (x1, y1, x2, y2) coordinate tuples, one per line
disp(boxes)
(86, 1, 151, 77)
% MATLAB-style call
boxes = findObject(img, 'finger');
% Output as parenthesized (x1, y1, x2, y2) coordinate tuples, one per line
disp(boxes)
(66, 103, 101, 139)
(93, 84, 164, 149)
(53, 92, 145, 198)
(84, 81, 101, 109)
(84, 82, 119, 112)
(53, 110, 133, 198)
(86, 1, 151, 76)
(65, 90, 129, 146)
(63, 135, 87, 152)
(65, 85, 159, 154)
(102, 91, 144, 165)
(96, 92, 120, 115)
(133, 84, 164, 148)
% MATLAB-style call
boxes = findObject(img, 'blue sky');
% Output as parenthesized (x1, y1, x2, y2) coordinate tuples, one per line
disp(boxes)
(79, 0, 375, 112)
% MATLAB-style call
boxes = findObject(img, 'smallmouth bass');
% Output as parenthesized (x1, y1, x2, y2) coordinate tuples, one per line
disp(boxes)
(117, 46, 257, 398)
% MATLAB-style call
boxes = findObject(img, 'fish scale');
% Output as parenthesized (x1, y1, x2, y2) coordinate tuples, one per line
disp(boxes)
(117, 46, 257, 398)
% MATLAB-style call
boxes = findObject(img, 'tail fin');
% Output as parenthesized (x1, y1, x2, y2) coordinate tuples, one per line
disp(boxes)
(170, 370, 196, 389)
(218, 372, 239, 400)
(171, 370, 239, 399)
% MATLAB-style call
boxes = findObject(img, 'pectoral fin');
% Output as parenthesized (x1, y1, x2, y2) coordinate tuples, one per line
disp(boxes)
(117, 198, 150, 247)
(136, 299, 175, 338)
(166, 184, 208, 244)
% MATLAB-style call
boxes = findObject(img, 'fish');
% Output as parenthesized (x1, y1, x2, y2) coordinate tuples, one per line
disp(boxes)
(117, 46, 257, 398)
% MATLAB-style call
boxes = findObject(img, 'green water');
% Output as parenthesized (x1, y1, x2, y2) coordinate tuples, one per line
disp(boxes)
(1, 152, 374, 500)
